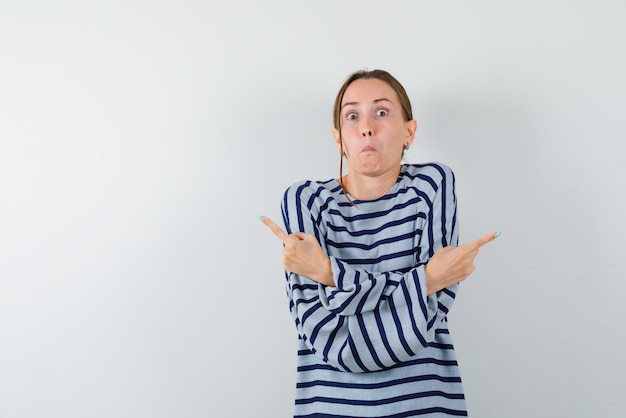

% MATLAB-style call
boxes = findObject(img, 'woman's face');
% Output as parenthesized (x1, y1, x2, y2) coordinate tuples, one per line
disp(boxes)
(333, 78, 416, 178)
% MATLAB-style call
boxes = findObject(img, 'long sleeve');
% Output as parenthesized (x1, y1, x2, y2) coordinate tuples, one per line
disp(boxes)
(281, 163, 459, 373)
(414, 163, 460, 318)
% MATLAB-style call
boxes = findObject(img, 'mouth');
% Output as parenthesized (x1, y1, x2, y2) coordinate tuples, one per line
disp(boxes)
(362, 146, 375, 153)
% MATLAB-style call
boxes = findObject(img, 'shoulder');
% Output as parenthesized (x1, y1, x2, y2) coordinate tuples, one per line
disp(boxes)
(282, 178, 340, 208)
(281, 178, 341, 232)
(400, 162, 455, 189)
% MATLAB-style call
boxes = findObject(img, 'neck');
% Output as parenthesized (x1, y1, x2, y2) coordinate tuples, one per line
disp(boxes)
(341, 165, 402, 200)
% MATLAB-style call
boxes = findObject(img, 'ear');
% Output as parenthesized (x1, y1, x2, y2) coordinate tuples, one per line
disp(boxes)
(405, 119, 417, 147)
(332, 128, 342, 151)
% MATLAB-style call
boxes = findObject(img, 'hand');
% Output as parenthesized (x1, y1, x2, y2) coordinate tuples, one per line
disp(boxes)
(424, 232, 500, 295)
(259, 216, 334, 286)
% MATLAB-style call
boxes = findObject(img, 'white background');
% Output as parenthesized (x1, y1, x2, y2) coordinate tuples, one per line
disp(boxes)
(1, 1, 625, 417)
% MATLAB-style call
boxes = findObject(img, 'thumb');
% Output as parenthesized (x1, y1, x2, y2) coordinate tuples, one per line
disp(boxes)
(292, 232, 307, 241)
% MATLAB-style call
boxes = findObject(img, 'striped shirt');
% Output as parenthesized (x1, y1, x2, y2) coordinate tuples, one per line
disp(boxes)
(281, 163, 466, 418)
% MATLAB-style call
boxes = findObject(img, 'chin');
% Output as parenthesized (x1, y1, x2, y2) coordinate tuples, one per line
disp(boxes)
(357, 166, 386, 177)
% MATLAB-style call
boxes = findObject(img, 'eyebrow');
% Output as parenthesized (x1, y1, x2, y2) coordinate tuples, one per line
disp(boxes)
(341, 98, 393, 109)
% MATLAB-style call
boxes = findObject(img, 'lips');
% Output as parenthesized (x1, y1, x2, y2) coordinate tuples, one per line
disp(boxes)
(362, 146, 375, 152)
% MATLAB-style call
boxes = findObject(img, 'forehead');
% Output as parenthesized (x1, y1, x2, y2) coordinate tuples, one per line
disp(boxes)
(342, 78, 399, 106)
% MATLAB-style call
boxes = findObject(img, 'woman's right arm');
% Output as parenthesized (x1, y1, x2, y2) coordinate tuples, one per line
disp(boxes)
(285, 237, 494, 374)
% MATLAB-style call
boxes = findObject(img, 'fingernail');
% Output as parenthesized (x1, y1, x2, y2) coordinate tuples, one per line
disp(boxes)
(494, 231, 502, 238)
(258, 215, 265, 223)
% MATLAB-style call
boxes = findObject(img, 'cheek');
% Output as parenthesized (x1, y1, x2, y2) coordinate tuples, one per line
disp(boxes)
(340, 127, 359, 144)
(342, 124, 358, 135)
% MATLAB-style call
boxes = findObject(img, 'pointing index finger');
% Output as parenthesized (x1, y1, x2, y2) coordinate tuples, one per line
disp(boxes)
(466, 231, 501, 250)
(259, 215, 289, 244)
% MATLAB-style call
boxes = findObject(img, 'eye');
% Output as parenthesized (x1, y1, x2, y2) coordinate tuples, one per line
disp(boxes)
(346, 112, 358, 120)
(376, 108, 388, 117)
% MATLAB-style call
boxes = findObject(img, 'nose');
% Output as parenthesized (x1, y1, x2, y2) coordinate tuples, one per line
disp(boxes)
(360, 116, 374, 137)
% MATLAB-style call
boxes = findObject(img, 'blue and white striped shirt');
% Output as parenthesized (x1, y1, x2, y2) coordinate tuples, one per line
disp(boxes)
(281, 163, 466, 417)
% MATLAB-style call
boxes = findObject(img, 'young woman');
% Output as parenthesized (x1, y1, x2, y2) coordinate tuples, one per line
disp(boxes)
(262, 69, 498, 417)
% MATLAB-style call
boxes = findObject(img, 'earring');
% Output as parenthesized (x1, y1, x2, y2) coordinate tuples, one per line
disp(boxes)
(403, 143, 410, 150)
